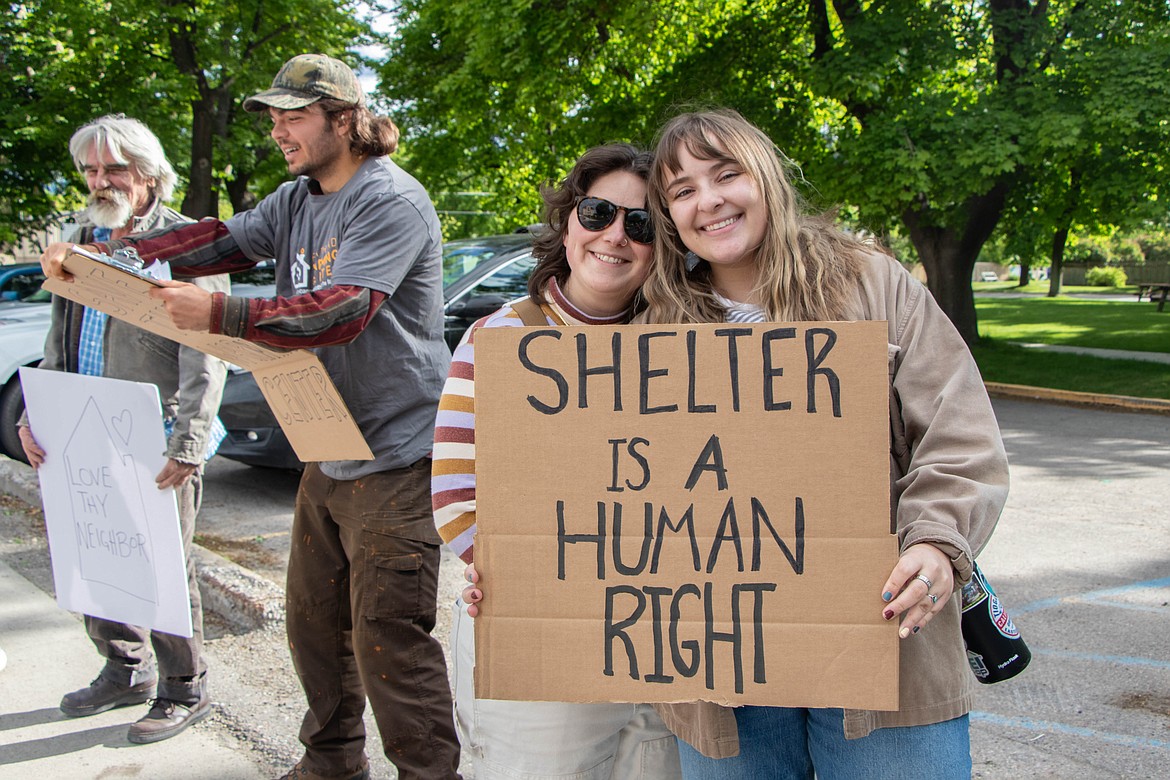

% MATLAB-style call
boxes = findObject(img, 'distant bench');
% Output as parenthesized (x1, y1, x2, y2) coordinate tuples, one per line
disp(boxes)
(1137, 283, 1170, 312)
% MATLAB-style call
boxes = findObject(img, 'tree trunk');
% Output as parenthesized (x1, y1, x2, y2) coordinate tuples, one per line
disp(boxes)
(1047, 171, 1080, 298)
(1048, 226, 1068, 297)
(901, 184, 1009, 346)
(227, 147, 268, 213)
(903, 220, 980, 344)
(181, 85, 237, 219)
(1017, 259, 1031, 287)
(182, 94, 218, 218)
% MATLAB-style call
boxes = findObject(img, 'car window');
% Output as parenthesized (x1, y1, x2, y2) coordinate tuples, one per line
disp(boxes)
(233, 263, 277, 286)
(443, 244, 514, 287)
(0, 271, 47, 303)
(462, 255, 538, 301)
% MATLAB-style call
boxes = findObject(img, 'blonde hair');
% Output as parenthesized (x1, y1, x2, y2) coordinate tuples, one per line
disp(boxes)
(643, 109, 878, 324)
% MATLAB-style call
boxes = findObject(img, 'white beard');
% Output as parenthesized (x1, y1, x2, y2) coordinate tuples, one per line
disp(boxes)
(87, 188, 135, 229)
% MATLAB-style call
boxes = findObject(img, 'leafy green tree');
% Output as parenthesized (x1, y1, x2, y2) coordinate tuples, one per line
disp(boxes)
(383, 0, 1170, 343)
(1, 0, 370, 250)
(995, 2, 1170, 295)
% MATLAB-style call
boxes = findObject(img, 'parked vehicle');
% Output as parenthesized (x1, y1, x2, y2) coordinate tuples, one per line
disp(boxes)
(0, 261, 283, 465)
(0, 234, 541, 469)
(211, 232, 539, 469)
(0, 266, 53, 459)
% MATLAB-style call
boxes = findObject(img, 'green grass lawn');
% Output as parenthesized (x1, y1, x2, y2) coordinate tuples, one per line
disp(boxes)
(971, 296, 1170, 400)
(975, 297, 1170, 353)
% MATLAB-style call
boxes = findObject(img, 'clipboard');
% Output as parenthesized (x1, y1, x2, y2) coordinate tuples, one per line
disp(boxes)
(43, 249, 375, 462)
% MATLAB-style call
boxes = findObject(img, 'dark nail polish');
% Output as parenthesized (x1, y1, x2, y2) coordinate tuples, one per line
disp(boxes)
(883, 609, 894, 621)
(882, 591, 893, 602)
(912, 626, 920, 634)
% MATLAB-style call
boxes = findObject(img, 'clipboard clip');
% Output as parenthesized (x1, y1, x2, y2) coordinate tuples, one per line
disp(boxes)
(70, 244, 146, 274)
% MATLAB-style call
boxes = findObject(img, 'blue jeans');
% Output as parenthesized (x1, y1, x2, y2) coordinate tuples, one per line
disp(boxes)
(677, 707, 970, 780)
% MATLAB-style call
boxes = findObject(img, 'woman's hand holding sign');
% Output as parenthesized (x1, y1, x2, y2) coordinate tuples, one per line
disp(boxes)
(462, 562, 484, 618)
(880, 543, 954, 639)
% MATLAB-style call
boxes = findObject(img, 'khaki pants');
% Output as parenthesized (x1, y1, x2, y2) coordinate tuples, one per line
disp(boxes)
(452, 601, 682, 779)
(86, 473, 205, 704)
(287, 460, 460, 779)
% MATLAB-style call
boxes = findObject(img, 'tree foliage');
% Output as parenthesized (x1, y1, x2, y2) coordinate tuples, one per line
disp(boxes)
(383, 0, 1170, 342)
(1, 0, 371, 249)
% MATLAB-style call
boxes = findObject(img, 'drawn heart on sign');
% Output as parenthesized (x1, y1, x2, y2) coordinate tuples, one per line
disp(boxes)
(111, 410, 133, 447)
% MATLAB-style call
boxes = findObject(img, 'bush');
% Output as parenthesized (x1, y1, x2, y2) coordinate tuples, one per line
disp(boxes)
(1085, 266, 1128, 287)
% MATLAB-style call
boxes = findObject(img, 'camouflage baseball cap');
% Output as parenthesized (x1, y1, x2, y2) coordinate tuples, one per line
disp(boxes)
(243, 54, 364, 112)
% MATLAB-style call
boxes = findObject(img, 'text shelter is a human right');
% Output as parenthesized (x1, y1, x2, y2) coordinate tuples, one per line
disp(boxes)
(472, 320, 901, 710)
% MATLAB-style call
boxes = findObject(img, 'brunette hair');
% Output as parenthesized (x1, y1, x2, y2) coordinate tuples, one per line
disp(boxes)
(318, 98, 400, 157)
(643, 109, 875, 324)
(527, 143, 654, 304)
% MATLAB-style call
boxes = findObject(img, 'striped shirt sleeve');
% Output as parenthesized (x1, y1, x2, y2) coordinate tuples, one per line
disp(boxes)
(101, 218, 256, 275)
(431, 304, 546, 563)
(211, 285, 387, 349)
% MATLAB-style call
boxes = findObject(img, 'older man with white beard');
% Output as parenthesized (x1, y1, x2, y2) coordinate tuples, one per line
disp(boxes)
(17, 114, 229, 745)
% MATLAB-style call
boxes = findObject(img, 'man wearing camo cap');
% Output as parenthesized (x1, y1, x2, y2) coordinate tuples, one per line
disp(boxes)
(41, 53, 460, 780)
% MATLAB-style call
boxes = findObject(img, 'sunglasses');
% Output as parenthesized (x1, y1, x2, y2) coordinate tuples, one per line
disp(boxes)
(575, 196, 654, 245)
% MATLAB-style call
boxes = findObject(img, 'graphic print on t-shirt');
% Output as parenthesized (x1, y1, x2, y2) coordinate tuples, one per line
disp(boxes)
(292, 249, 310, 291)
(291, 236, 338, 293)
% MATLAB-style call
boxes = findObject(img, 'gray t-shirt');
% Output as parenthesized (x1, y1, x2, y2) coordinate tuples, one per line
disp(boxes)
(226, 156, 450, 479)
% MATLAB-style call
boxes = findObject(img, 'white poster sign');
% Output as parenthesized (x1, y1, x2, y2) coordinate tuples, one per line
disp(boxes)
(19, 368, 193, 637)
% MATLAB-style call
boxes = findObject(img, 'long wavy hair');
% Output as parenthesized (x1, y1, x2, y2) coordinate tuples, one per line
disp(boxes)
(643, 109, 877, 324)
(318, 98, 400, 157)
(527, 143, 654, 306)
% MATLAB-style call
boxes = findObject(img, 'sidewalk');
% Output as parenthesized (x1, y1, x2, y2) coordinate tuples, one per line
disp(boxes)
(0, 556, 265, 778)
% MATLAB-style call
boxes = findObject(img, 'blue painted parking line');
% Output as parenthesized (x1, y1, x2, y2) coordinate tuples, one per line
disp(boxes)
(1015, 576, 1170, 615)
(971, 712, 1170, 751)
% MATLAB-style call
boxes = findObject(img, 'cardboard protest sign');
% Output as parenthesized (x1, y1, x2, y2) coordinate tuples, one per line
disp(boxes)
(20, 368, 193, 637)
(44, 251, 373, 462)
(474, 321, 898, 709)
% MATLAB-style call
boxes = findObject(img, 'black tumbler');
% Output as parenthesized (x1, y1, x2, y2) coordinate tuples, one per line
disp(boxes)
(960, 562, 1031, 683)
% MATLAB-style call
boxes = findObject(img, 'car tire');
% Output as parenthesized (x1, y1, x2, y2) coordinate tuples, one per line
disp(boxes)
(0, 376, 28, 463)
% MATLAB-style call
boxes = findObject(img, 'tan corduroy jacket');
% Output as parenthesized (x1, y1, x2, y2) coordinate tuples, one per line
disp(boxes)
(654, 252, 1011, 758)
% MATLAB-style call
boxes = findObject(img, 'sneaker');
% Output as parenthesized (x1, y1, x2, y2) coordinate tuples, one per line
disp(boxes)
(60, 676, 155, 717)
(126, 696, 211, 744)
(275, 759, 370, 780)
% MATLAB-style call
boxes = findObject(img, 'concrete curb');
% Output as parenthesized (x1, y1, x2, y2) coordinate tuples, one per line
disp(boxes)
(0, 456, 284, 633)
(985, 382, 1170, 416)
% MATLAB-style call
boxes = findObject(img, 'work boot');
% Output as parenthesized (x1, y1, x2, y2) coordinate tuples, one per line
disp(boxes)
(60, 676, 155, 717)
(126, 695, 211, 744)
(275, 759, 370, 780)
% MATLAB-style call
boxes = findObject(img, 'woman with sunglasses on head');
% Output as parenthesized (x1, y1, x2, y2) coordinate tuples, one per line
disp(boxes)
(431, 144, 683, 780)
(640, 109, 1009, 779)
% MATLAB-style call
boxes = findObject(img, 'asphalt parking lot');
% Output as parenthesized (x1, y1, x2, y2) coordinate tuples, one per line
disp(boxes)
(967, 399, 1170, 778)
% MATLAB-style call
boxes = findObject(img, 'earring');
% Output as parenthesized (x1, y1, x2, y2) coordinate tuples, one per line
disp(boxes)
(684, 251, 703, 272)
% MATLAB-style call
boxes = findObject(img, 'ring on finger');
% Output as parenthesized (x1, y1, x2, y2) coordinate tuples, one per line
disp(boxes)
(914, 573, 933, 591)
(929, 593, 938, 605)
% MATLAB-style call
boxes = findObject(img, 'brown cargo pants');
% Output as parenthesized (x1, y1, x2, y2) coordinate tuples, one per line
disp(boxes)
(286, 459, 460, 779)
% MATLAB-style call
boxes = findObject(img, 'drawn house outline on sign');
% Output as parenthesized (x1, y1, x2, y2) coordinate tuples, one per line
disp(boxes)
(65, 396, 159, 604)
